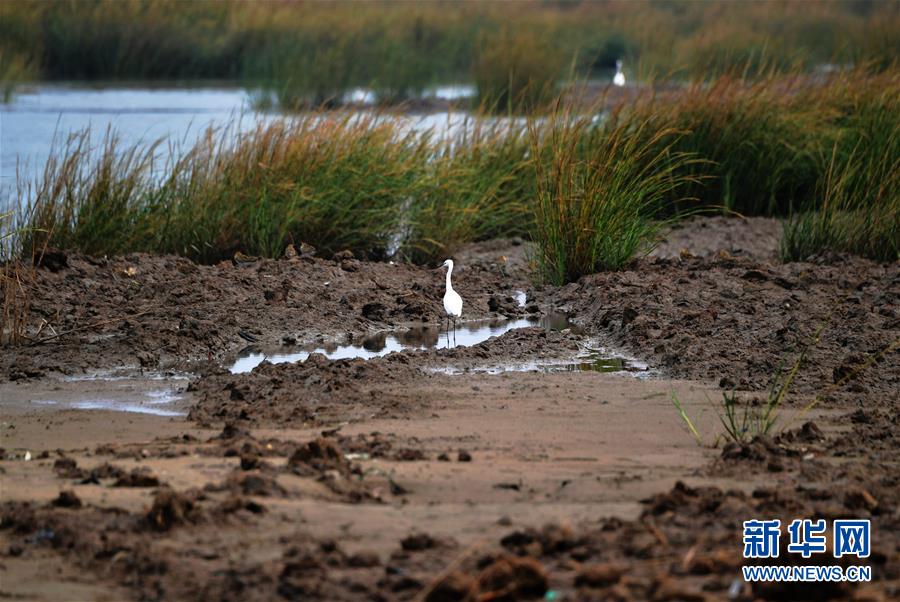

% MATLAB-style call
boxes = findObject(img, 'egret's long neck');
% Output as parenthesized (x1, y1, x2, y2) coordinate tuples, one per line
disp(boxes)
(445, 264, 454, 292)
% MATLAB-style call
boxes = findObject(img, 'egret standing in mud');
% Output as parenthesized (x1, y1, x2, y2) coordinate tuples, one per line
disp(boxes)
(440, 259, 463, 346)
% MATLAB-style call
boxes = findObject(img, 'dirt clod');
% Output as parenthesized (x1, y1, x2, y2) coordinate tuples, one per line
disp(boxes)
(51, 490, 82, 509)
(146, 488, 200, 531)
(477, 555, 548, 600)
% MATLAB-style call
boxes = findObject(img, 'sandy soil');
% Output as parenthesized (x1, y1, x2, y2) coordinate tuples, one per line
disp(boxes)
(2, 217, 898, 600)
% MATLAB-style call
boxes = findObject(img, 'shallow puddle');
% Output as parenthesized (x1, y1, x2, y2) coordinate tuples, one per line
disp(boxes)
(561, 351, 649, 374)
(230, 314, 573, 373)
(18, 377, 190, 417)
(67, 390, 184, 417)
(430, 350, 650, 376)
(229, 313, 643, 375)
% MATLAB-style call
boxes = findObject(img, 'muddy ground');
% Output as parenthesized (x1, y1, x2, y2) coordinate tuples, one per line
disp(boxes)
(1, 216, 898, 601)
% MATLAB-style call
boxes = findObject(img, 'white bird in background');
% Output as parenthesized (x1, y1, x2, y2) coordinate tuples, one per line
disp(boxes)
(613, 59, 626, 87)
(440, 259, 463, 344)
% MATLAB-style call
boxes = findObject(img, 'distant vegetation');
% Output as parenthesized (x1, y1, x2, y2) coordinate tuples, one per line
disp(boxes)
(2, 2, 897, 277)
(9, 69, 897, 278)
(1, 0, 899, 110)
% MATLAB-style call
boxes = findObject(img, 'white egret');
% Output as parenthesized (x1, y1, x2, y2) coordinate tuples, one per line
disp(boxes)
(613, 59, 625, 87)
(440, 259, 463, 344)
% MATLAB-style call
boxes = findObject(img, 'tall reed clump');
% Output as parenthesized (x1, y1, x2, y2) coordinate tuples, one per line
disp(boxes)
(473, 28, 564, 114)
(404, 118, 533, 264)
(19, 116, 431, 263)
(615, 74, 824, 217)
(0, 48, 34, 103)
(781, 71, 900, 262)
(170, 115, 430, 261)
(20, 129, 162, 256)
(1, 211, 33, 346)
(531, 113, 694, 285)
(242, 26, 361, 109)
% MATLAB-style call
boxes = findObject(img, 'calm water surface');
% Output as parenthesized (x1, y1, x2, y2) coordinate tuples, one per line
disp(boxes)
(0, 83, 479, 207)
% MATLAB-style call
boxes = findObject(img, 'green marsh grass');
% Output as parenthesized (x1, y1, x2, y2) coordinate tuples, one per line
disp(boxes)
(22, 129, 162, 256)
(781, 70, 900, 262)
(672, 324, 821, 446)
(11, 68, 900, 273)
(20, 116, 431, 263)
(615, 73, 824, 216)
(531, 111, 695, 285)
(4, 0, 898, 107)
(403, 119, 533, 264)
(473, 28, 564, 114)
(0, 48, 34, 103)
(1, 211, 36, 346)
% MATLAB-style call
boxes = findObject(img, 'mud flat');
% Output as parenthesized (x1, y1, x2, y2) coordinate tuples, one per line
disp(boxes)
(2, 217, 898, 600)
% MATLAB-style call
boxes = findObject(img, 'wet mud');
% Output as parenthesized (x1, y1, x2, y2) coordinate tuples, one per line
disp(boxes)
(2, 217, 898, 600)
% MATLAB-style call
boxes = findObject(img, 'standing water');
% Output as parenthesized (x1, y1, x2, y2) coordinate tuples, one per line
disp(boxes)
(0, 84, 483, 208)
(1, 85, 255, 205)
(230, 314, 649, 376)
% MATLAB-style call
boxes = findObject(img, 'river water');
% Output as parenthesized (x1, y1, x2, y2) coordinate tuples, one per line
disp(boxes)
(0, 83, 479, 208)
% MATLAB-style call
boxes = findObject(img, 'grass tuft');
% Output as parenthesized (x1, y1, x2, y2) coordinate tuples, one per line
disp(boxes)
(19, 116, 432, 263)
(781, 71, 900, 262)
(473, 28, 563, 114)
(403, 118, 533, 264)
(531, 111, 695, 285)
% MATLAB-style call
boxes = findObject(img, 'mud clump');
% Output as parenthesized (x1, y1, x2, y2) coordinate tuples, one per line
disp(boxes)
(239, 453, 262, 470)
(277, 541, 360, 600)
(500, 523, 581, 557)
(288, 437, 349, 477)
(215, 422, 251, 441)
(146, 488, 202, 531)
(422, 555, 549, 602)
(575, 563, 627, 588)
(401, 532, 438, 552)
(114, 467, 161, 487)
(232, 473, 286, 497)
(33, 248, 69, 272)
(347, 551, 381, 568)
(53, 457, 82, 479)
(477, 555, 548, 600)
(188, 354, 420, 426)
(216, 495, 267, 515)
(424, 571, 478, 602)
(283, 437, 379, 502)
(51, 490, 82, 509)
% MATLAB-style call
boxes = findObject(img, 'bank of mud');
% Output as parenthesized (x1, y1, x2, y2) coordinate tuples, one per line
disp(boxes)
(2, 216, 898, 600)
(2, 238, 537, 380)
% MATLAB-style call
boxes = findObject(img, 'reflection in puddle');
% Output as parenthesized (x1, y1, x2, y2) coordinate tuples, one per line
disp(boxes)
(430, 351, 650, 376)
(232, 315, 574, 373)
(229, 313, 645, 376)
(559, 352, 647, 374)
